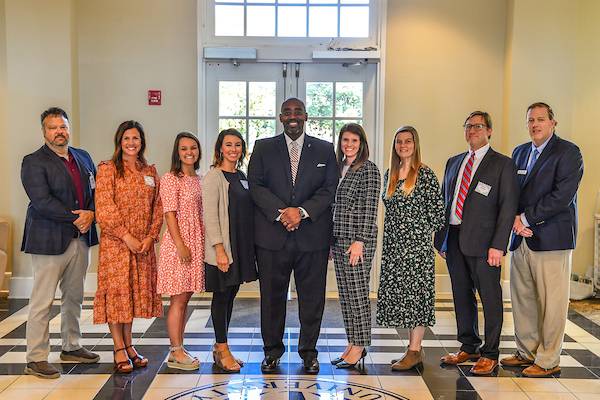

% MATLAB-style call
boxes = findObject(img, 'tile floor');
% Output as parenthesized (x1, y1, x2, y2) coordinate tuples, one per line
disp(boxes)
(1, 296, 600, 399)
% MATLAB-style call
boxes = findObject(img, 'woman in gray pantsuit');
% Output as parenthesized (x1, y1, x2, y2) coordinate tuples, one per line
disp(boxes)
(331, 123, 381, 369)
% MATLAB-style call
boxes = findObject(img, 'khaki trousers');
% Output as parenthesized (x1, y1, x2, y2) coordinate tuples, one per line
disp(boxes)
(510, 240, 571, 369)
(26, 239, 89, 362)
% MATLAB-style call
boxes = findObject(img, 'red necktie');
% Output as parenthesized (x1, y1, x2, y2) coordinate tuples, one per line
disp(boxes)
(455, 152, 475, 221)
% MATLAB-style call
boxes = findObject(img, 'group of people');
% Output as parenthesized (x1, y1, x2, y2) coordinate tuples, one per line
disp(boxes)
(19, 99, 582, 381)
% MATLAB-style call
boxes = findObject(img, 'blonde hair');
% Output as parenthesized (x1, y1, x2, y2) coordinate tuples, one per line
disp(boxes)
(387, 126, 423, 197)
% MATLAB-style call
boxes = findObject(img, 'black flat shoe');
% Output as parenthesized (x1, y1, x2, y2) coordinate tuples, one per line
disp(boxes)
(336, 348, 367, 369)
(303, 357, 320, 374)
(261, 355, 280, 373)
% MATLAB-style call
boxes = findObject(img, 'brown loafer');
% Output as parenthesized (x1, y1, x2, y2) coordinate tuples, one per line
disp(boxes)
(469, 357, 498, 375)
(500, 353, 534, 367)
(440, 351, 480, 365)
(391, 350, 423, 371)
(522, 364, 561, 377)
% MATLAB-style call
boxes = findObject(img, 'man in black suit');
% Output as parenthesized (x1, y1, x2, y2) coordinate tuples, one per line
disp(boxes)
(501, 102, 583, 377)
(21, 107, 100, 379)
(434, 111, 519, 375)
(248, 98, 337, 374)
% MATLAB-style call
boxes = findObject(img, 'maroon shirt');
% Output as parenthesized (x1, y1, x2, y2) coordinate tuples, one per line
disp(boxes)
(61, 150, 85, 210)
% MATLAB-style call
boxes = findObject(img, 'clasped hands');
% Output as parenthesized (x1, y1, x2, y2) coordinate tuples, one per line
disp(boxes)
(72, 209, 94, 233)
(512, 215, 533, 238)
(123, 233, 155, 255)
(278, 207, 301, 232)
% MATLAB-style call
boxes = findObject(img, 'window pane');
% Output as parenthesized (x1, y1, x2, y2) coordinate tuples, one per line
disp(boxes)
(247, 0, 274, 2)
(249, 119, 276, 152)
(307, 119, 334, 143)
(249, 82, 276, 117)
(335, 119, 362, 140)
(215, 5, 244, 36)
(279, 0, 306, 3)
(219, 119, 246, 135)
(247, 6, 276, 37)
(306, 82, 333, 117)
(219, 82, 246, 116)
(340, 0, 369, 4)
(340, 6, 369, 37)
(308, 6, 338, 37)
(309, 0, 337, 3)
(278, 6, 307, 37)
(216, 0, 243, 2)
(335, 82, 363, 117)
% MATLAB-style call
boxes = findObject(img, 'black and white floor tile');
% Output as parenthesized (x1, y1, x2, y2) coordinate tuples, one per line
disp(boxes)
(1, 296, 600, 399)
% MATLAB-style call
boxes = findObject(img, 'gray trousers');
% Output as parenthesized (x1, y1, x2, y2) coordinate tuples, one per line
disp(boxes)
(26, 239, 89, 362)
(332, 238, 374, 347)
(510, 240, 572, 369)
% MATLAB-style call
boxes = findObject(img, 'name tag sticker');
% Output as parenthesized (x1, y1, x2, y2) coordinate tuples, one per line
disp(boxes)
(89, 173, 96, 189)
(317, 163, 326, 168)
(475, 181, 491, 196)
(240, 180, 249, 190)
(517, 169, 527, 175)
(144, 175, 155, 187)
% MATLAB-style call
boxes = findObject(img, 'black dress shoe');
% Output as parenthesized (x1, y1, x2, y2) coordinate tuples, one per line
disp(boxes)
(261, 356, 280, 372)
(330, 356, 344, 365)
(303, 357, 320, 374)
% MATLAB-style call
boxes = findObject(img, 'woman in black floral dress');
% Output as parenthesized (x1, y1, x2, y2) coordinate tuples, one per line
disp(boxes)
(376, 126, 444, 370)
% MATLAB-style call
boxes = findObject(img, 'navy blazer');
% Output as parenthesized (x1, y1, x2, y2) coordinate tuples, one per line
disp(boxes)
(21, 145, 99, 255)
(434, 147, 519, 258)
(510, 134, 583, 252)
(248, 133, 338, 252)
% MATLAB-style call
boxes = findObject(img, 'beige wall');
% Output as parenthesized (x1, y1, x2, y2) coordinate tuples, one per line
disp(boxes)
(1, 0, 598, 291)
(572, 0, 600, 276)
(2, 0, 77, 284)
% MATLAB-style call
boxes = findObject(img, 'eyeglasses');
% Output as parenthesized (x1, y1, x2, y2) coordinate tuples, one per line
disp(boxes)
(463, 123, 487, 131)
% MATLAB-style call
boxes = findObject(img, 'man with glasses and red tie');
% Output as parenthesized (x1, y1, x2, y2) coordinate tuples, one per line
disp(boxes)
(434, 111, 519, 375)
(501, 103, 583, 377)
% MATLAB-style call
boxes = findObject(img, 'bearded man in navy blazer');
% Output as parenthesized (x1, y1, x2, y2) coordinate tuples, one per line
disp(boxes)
(434, 111, 519, 375)
(248, 98, 337, 374)
(500, 103, 583, 377)
(21, 107, 100, 379)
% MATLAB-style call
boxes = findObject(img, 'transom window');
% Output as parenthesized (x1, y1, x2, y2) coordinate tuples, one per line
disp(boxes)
(214, 0, 370, 38)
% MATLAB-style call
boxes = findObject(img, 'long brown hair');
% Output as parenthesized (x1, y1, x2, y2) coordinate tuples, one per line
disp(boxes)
(170, 132, 201, 176)
(212, 128, 247, 169)
(386, 126, 423, 197)
(336, 123, 370, 174)
(111, 120, 147, 178)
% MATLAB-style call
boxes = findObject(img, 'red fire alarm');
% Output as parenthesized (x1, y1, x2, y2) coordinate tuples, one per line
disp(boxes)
(148, 90, 161, 106)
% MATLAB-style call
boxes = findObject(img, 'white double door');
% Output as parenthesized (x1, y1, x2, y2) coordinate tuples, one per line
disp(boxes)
(204, 61, 379, 295)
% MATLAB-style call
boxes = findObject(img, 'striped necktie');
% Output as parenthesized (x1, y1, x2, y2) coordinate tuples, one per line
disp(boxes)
(290, 141, 299, 185)
(455, 152, 475, 221)
(526, 148, 539, 175)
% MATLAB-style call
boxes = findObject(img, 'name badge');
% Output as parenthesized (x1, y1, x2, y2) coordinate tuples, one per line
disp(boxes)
(317, 163, 326, 168)
(144, 175, 155, 187)
(240, 180, 249, 190)
(517, 169, 527, 175)
(89, 173, 96, 189)
(475, 181, 491, 196)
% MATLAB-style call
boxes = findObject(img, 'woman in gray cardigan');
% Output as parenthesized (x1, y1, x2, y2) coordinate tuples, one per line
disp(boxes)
(203, 128, 257, 373)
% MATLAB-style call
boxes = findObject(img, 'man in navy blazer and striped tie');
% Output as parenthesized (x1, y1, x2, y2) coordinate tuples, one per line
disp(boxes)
(434, 111, 519, 375)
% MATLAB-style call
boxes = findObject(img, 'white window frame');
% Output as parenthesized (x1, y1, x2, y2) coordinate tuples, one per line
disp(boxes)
(201, 0, 382, 55)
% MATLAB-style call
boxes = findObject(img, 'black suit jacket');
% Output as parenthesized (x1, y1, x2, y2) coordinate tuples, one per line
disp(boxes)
(510, 134, 583, 252)
(434, 147, 519, 258)
(248, 133, 338, 252)
(21, 145, 99, 254)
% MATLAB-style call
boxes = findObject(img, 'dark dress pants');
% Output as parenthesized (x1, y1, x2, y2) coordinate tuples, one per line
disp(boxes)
(256, 238, 328, 360)
(447, 225, 503, 359)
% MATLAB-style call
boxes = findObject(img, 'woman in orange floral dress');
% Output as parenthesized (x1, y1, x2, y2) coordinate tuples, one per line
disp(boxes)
(93, 120, 163, 373)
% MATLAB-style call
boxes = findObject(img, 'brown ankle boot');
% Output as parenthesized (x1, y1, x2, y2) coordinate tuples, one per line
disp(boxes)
(391, 350, 423, 371)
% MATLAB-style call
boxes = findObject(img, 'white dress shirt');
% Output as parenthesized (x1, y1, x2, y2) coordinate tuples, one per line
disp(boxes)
(449, 143, 491, 225)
